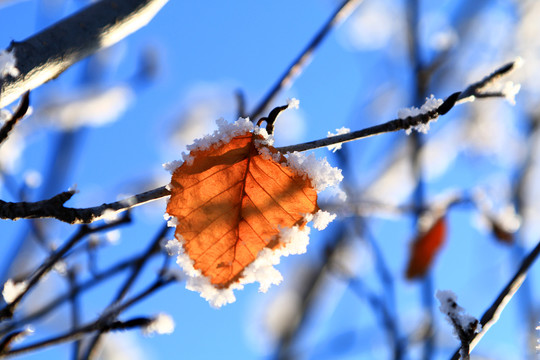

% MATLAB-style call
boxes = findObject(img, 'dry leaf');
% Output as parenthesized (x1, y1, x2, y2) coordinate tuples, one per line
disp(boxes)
(406, 216, 447, 279)
(167, 132, 319, 288)
(165, 118, 342, 307)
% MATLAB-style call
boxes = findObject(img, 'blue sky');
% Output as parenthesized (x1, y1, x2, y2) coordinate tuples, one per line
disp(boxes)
(0, 0, 538, 359)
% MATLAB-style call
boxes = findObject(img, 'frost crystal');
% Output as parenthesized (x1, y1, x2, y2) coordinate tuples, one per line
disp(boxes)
(53, 260, 68, 276)
(0, 49, 19, 78)
(310, 210, 337, 230)
(162, 160, 183, 174)
(501, 81, 521, 105)
(326, 127, 351, 152)
(398, 95, 443, 135)
(143, 313, 175, 336)
(285, 152, 343, 192)
(2, 279, 27, 304)
(287, 98, 300, 110)
(180, 117, 259, 165)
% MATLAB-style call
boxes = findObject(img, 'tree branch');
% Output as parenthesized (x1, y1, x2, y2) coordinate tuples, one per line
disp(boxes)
(249, 0, 363, 120)
(0, 216, 130, 321)
(0, 277, 174, 358)
(450, 239, 540, 360)
(0, 61, 519, 225)
(0, 0, 168, 108)
(276, 59, 520, 153)
(0, 225, 171, 334)
(0, 92, 29, 145)
(0, 186, 170, 224)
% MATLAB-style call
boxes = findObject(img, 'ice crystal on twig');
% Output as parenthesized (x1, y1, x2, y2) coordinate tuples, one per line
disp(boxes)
(0, 49, 19, 78)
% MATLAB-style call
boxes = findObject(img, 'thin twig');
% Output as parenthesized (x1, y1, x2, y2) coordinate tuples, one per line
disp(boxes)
(81, 223, 170, 359)
(0, 277, 174, 358)
(249, 0, 363, 120)
(0, 61, 518, 225)
(0, 215, 130, 321)
(0, 228, 169, 335)
(276, 58, 519, 153)
(0, 92, 29, 146)
(450, 239, 540, 360)
(67, 270, 81, 360)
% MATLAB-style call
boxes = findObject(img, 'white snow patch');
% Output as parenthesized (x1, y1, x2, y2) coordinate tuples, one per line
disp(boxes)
(257, 146, 282, 162)
(166, 215, 180, 228)
(162, 160, 183, 174)
(285, 152, 343, 192)
(163, 238, 181, 256)
(326, 127, 351, 152)
(143, 313, 175, 336)
(102, 209, 119, 223)
(53, 260, 67, 276)
(168, 235, 239, 307)
(166, 211, 334, 307)
(501, 81, 521, 105)
(2, 279, 27, 304)
(177, 117, 260, 165)
(398, 95, 443, 134)
(118, 194, 137, 208)
(287, 98, 300, 110)
(241, 248, 284, 293)
(0, 49, 19, 78)
(436, 290, 481, 335)
(311, 210, 337, 230)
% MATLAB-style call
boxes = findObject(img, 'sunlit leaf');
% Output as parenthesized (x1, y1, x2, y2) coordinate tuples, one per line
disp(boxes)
(166, 131, 319, 289)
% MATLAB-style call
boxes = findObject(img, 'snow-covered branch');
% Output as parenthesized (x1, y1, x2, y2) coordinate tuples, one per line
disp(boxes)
(436, 290, 480, 360)
(0, 0, 168, 108)
(276, 59, 521, 153)
(450, 239, 540, 360)
(0, 186, 170, 224)
(0, 60, 521, 225)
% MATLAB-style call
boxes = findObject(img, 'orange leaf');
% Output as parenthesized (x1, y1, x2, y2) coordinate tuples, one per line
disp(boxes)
(405, 216, 447, 279)
(166, 131, 319, 290)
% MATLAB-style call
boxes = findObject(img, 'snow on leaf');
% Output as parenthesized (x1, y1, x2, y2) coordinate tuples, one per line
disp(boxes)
(166, 119, 340, 306)
(405, 216, 447, 279)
